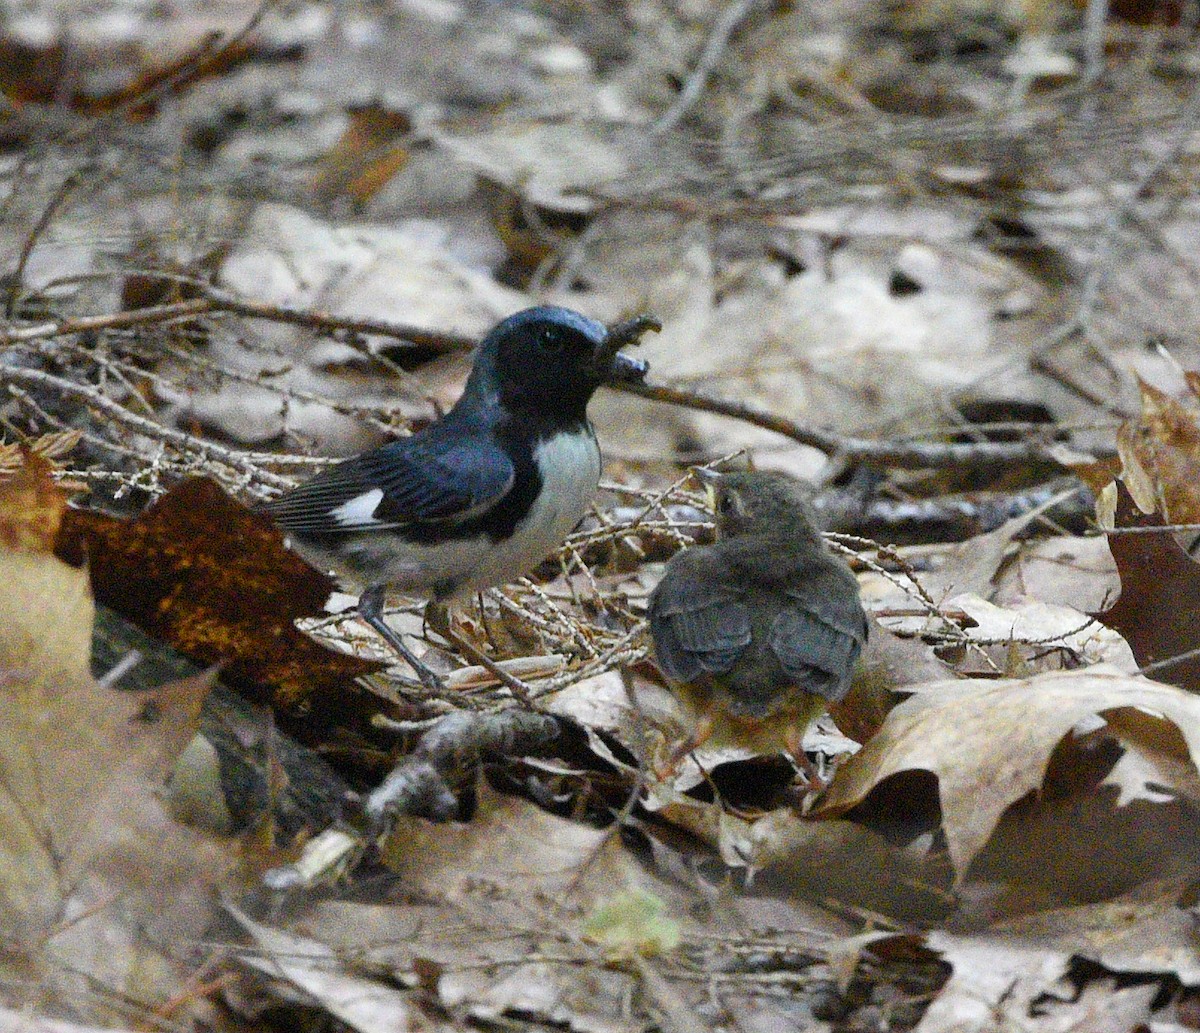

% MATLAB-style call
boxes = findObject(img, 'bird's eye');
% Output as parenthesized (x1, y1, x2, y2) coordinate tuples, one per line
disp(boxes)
(539, 329, 564, 354)
(717, 493, 735, 515)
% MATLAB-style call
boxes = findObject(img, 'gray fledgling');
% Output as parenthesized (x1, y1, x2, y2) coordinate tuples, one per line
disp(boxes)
(648, 470, 868, 775)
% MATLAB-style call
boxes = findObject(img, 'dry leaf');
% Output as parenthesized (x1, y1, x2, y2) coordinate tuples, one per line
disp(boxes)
(55, 478, 383, 733)
(0, 450, 68, 553)
(814, 666, 1200, 881)
(233, 909, 423, 1033)
(0, 544, 235, 1021)
(1094, 479, 1200, 692)
(913, 931, 1158, 1033)
(994, 880, 1200, 985)
(1116, 376, 1200, 523)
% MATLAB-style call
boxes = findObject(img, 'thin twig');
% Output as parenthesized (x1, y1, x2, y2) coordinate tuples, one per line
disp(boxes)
(653, 0, 763, 134)
(5, 165, 90, 319)
(614, 379, 1081, 469)
(0, 364, 294, 489)
(1, 299, 212, 343)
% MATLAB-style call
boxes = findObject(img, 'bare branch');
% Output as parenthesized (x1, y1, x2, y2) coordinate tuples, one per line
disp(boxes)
(613, 379, 1088, 469)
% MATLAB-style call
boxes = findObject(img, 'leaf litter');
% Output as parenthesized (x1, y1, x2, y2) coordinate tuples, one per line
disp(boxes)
(7, 1, 1200, 1030)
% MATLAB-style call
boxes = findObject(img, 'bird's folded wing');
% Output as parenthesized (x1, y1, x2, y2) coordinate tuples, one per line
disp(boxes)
(770, 592, 867, 702)
(264, 436, 515, 534)
(648, 552, 752, 681)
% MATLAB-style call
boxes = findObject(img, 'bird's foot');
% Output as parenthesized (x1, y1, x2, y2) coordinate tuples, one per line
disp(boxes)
(791, 751, 829, 794)
(654, 714, 716, 782)
(785, 725, 829, 793)
(359, 585, 445, 691)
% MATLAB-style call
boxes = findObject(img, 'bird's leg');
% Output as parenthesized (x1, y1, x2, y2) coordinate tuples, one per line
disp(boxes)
(785, 723, 825, 792)
(358, 584, 445, 690)
(655, 712, 715, 781)
(424, 601, 534, 705)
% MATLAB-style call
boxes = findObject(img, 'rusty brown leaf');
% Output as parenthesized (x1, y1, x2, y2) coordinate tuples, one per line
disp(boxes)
(55, 477, 382, 734)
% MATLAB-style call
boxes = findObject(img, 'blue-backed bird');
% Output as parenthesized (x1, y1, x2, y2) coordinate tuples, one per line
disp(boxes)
(264, 306, 659, 686)
(647, 470, 868, 784)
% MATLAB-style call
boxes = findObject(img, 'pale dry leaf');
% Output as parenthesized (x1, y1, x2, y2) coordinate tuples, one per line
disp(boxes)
(299, 898, 643, 1033)
(233, 909, 430, 1033)
(0, 1007, 141, 1033)
(302, 780, 708, 1033)
(949, 594, 1134, 670)
(168, 202, 526, 451)
(814, 667, 1200, 879)
(912, 930, 1156, 1033)
(923, 506, 1048, 602)
(437, 123, 630, 210)
(0, 546, 233, 1020)
(994, 881, 1200, 986)
(382, 782, 690, 916)
(1034, 980, 1158, 1033)
(991, 535, 1118, 615)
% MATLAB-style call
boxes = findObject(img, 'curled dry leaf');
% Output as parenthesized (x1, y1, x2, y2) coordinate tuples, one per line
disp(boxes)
(0, 450, 68, 554)
(813, 667, 1200, 881)
(1116, 376, 1200, 523)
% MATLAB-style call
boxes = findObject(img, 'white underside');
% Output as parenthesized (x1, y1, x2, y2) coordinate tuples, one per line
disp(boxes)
(291, 428, 602, 600)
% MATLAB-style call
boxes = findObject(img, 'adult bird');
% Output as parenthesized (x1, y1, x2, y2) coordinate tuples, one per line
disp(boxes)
(264, 305, 659, 685)
(647, 469, 868, 784)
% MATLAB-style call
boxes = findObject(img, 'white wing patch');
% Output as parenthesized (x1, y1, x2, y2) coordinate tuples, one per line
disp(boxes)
(289, 428, 602, 600)
(330, 488, 385, 527)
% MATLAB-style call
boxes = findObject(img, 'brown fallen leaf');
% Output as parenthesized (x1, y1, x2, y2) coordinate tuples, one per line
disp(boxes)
(812, 667, 1200, 881)
(55, 477, 383, 737)
(1116, 376, 1200, 524)
(0, 541, 237, 1022)
(312, 104, 411, 206)
(992, 879, 1200, 985)
(1094, 479, 1200, 692)
(0, 448, 69, 553)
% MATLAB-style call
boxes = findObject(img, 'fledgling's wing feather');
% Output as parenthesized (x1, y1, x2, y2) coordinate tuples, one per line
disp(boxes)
(648, 548, 752, 682)
(769, 608, 862, 702)
(770, 577, 868, 702)
(264, 429, 515, 535)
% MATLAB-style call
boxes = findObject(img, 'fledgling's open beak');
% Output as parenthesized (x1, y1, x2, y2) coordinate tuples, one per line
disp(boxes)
(594, 314, 660, 383)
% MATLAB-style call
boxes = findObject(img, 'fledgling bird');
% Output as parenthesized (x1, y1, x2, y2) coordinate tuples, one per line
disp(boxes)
(647, 470, 868, 781)
(264, 306, 659, 685)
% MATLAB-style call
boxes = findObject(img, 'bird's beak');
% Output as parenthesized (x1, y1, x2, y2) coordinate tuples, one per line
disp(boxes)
(691, 466, 722, 509)
(593, 314, 660, 383)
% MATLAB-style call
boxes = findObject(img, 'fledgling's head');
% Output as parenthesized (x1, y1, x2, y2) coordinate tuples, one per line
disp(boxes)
(469, 306, 656, 416)
(701, 470, 823, 542)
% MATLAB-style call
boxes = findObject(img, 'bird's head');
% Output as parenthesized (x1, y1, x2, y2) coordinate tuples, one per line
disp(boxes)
(696, 469, 823, 542)
(467, 306, 658, 416)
